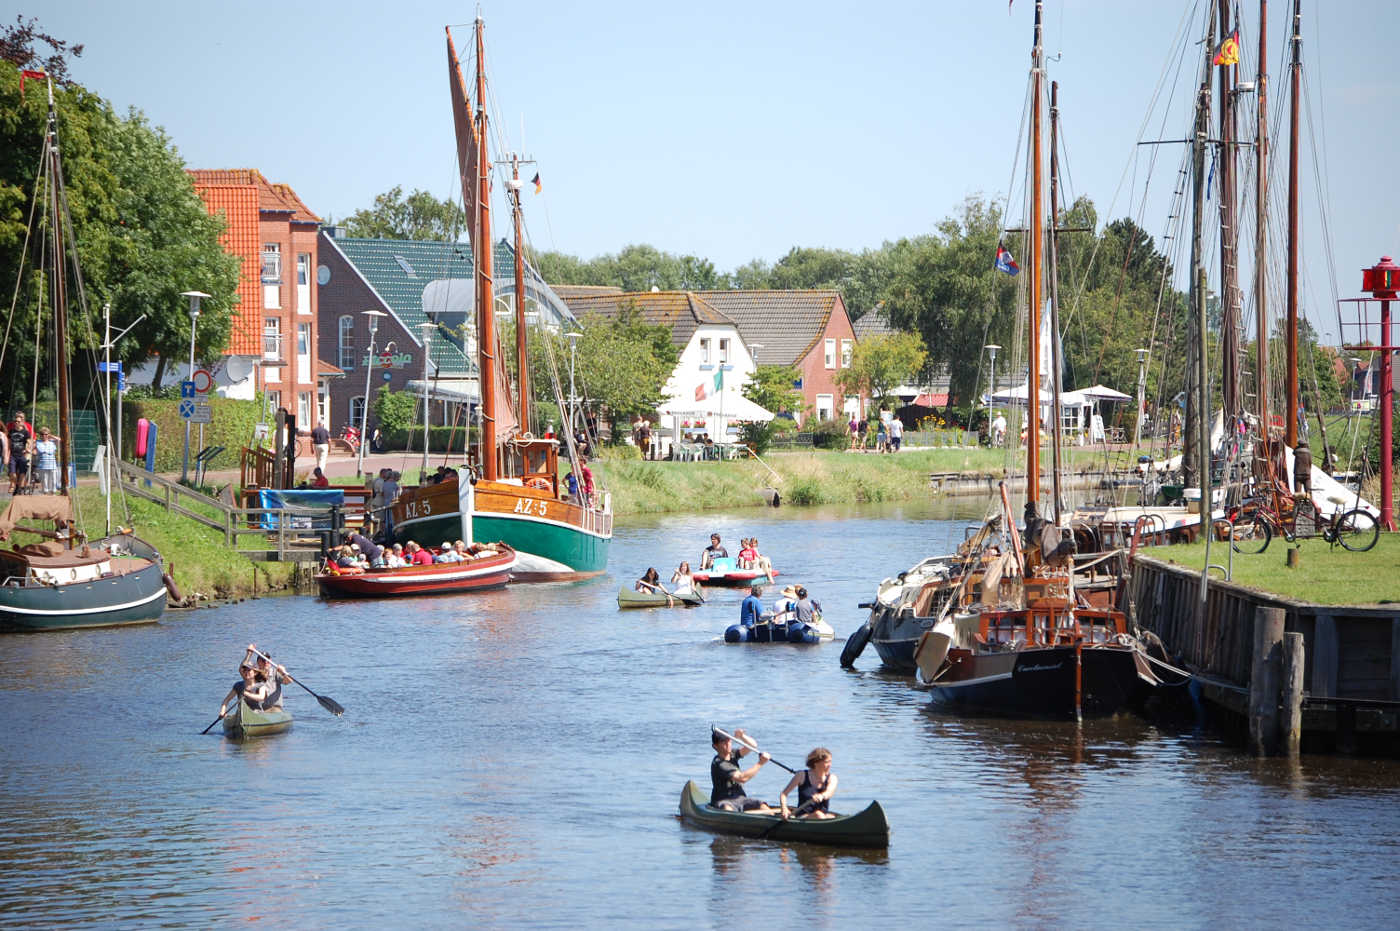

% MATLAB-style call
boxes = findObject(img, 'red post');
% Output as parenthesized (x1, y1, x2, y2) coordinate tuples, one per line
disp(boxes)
(1361, 256, 1399, 531)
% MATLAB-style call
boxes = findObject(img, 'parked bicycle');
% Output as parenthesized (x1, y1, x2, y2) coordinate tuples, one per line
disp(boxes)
(1224, 493, 1378, 554)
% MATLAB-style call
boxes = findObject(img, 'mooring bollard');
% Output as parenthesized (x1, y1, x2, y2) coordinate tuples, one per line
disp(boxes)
(1249, 606, 1287, 756)
(1282, 631, 1305, 759)
(1286, 548, 1301, 569)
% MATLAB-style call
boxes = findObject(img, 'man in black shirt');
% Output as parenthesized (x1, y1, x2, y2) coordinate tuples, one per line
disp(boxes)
(310, 421, 330, 472)
(710, 727, 774, 811)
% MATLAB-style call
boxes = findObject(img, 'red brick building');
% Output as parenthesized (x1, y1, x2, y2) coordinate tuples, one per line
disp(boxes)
(188, 170, 332, 428)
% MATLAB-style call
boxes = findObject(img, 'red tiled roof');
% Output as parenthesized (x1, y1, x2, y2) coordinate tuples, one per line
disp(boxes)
(189, 169, 320, 223)
(189, 179, 261, 355)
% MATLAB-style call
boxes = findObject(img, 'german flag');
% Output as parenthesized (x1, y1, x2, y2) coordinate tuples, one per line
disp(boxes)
(1213, 30, 1240, 66)
(531, 172, 542, 194)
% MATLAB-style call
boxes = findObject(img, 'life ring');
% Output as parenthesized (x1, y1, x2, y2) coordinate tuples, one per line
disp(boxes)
(527, 477, 551, 491)
(521, 431, 534, 442)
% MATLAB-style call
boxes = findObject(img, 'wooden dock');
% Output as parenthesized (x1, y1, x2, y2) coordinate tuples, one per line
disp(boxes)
(1130, 554, 1400, 754)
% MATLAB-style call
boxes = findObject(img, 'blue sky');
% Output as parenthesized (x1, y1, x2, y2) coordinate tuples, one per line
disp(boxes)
(13, 0, 1399, 341)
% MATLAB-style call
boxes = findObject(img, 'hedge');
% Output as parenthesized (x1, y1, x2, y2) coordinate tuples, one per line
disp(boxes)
(120, 397, 264, 473)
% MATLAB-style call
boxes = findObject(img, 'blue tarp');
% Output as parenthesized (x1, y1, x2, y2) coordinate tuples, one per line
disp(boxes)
(257, 489, 345, 530)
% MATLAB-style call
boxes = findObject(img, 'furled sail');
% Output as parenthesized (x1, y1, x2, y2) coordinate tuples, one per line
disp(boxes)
(447, 28, 480, 257)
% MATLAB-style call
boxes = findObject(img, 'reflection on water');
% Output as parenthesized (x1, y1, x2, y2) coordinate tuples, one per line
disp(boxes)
(2, 498, 1399, 924)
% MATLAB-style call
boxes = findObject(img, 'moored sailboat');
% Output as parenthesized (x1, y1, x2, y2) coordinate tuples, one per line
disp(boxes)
(0, 73, 170, 633)
(390, 20, 612, 580)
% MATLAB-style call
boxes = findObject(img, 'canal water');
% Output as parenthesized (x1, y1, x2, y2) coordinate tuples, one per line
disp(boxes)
(2, 499, 1398, 927)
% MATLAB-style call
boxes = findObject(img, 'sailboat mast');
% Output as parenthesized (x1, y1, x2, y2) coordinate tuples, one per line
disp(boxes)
(510, 156, 530, 437)
(474, 18, 498, 482)
(1284, 0, 1300, 448)
(1254, 0, 1271, 462)
(1048, 80, 1065, 521)
(44, 82, 72, 495)
(1186, 10, 1216, 491)
(1218, 0, 1242, 419)
(1027, 0, 1044, 508)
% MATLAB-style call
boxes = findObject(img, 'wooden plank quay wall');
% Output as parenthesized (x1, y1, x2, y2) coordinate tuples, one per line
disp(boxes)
(1130, 555, 1400, 749)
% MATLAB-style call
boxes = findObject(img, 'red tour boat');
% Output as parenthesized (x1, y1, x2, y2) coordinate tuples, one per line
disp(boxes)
(315, 544, 516, 598)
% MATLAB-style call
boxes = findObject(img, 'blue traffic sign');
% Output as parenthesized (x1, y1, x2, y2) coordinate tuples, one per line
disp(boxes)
(179, 399, 195, 419)
(97, 361, 123, 373)
(180, 380, 196, 399)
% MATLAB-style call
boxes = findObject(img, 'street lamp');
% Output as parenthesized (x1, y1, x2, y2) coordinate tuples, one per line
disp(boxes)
(357, 309, 387, 478)
(566, 330, 581, 440)
(1133, 347, 1149, 448)
(179, 290, 210, 484)
(419, 322, 434, 481)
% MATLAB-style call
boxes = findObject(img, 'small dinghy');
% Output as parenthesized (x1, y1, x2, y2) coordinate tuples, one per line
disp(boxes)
(222, 701, 293, 740)
(692, 557, 778, 587)
(678, 781, 889, 848)
(724, 613, 834, 644)
(616, 587, 704, 609)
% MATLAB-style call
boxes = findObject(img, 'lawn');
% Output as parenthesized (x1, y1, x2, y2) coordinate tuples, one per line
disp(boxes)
(1140, 532, 1400, 606)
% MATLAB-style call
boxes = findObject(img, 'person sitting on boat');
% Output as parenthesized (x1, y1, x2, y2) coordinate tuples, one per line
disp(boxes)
(748, 537, 775, 582)
(309, 466, 330, 489)
(244, 645, 294, 711)
(710, 727, 774, 812)
(435, 541, 464, 564)
(404, 540, 434, 566)
(671, 561, 699, 597)
(737, 538, 757, 568)
(793, 586, 819, 625)
(772, 585, 798, 622)
(699, 534, 727, 570)
(636, 567, 674, 607)
(383, 543, 407, 568)
(778, 748, 838, 820)
(219, 663, 269, 719)
(739, 583, 764, 627)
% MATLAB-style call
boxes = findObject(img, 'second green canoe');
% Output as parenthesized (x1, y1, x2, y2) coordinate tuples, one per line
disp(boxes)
(617, 587, 704, 609)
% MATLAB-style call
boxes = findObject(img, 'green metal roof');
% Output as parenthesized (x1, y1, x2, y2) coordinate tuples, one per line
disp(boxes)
(323, 235, 575, 376)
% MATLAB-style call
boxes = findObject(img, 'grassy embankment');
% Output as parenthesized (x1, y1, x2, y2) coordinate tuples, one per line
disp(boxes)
(68, 486, 298, 600)
(1141, 534, 1400, 605)
(588, 446, 1142, 515)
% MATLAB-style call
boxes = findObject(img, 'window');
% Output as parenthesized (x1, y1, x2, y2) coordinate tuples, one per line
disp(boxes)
(298, 391, 312, 426)
(699, 338, 711, 365)
(816, 393, 834, 421)
(393, 255, 417, 277)
(261, 244, 281, 282)
(824, 339, 836, 369)
(719, 338, 729, 364)
(297, 323, 310, 357)
(841, 339, 853, 369)
(296, 253, 311, 285)
(338, 315, 354, 369)
(263, 317, 281, 360)
(266, 389, 281, 412)
(350, 396, 367, 432)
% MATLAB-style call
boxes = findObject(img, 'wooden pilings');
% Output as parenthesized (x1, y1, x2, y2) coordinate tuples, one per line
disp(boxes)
(1247, 607, 1305, 758)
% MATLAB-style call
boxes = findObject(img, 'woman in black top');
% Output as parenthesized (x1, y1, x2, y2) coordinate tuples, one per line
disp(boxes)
(779, 748, 838, 820)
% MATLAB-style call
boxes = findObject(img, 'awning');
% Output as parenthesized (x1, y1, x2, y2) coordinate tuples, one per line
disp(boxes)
(657, 390, 774, 422)
(406, 378, 479, 404)
(1071, 384, 1133, 402)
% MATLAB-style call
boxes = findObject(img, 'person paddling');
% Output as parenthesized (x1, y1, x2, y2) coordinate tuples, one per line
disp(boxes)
(244, 644, 294, 710)
(739, 583, 764, 628)
(778, 748, 839, 820)
(218, 663, 268, 718)
(636, 567, 674, 607)
(710, 726, 775, 812)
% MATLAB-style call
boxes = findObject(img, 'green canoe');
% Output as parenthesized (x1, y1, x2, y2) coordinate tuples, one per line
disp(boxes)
(617, 587, 704, 609)
(678, 780, 890, 848)
(222, 700, 293, 740)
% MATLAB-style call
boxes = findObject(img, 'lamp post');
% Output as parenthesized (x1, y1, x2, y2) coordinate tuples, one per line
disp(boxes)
(566, 331, 581, 439)
(357, 309, 387, 478)
(1134, 347, 1149, 449)
(419, 322, 434, 481)
(984, 341, 1000, 421)
(179, 290, 210, 484)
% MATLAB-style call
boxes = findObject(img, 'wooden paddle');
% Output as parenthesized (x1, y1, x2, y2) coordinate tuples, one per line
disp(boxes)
(200, 711, 227, 735)
(249, 647, 345, 716)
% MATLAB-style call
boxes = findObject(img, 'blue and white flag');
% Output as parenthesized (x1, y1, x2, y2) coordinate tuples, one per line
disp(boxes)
(994, 243, 1020, 276)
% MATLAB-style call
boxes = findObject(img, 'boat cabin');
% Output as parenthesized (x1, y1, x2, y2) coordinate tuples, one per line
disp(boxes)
(0, 541, 112, 586)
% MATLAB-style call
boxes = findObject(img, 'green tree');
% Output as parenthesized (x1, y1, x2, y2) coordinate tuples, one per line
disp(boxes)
(342, 186, 464, 241)
(742, 364, 806, 419)
(836, 332, 928, 405)
(372, 385, 419, 437)
(0, 62, 238, 397)
(570, 302, 678, 436)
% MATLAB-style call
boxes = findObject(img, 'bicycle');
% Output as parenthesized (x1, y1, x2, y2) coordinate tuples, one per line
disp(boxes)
(1225, 492, 1378, 554)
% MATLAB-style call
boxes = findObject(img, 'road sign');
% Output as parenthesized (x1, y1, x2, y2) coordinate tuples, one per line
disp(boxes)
(180, 380, 196, 399)
(179, 399, 195, 419)
(188, 401, 212, 424)
(192, 369, 213, 393)
(97, 361, 122, 373)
